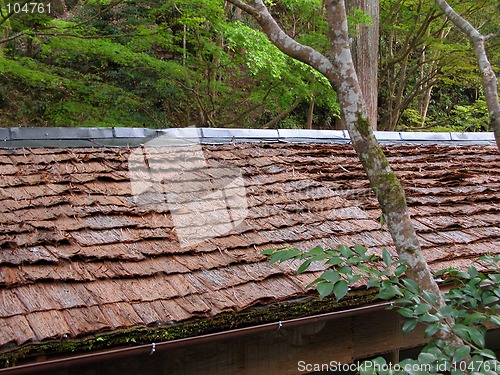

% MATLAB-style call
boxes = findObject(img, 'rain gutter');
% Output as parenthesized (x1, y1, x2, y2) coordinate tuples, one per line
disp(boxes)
(0, 301, 391, 374)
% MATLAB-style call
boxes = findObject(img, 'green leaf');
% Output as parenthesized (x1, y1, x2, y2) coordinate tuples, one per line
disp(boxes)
(440, 305, 453, 317)
(269, 249, 299, 264)
(379, 214, 386, 228)
(320, 270, 340, 284)
(468, 265, 479, 278)
(372, 356, 387, 368)
(325, 257, 343, 266)
(402, 279, 420, 294)
(473, 348, 497, 360)
(357, 263, 380, 276)
(434, 267, 453, 277)
(346, 255, 362, 265)
(402, 319, 417, 334)
(424, 323, 440, 337)
(414, 303, 432, 315)
(316, 281, 334, 300)
(453, 324, 470, 340)
(376, 287, 396, 300)
(397, 307, 414, 318)
(338, 245, 354, 258)
(338, 265, 353, 276)
(367, 277, 380, 289)
(306, 246, 324, 256)
(394, 264, 407, 277)
(490, 315, 500, 326)
(346, 274, 361, 284)
(296, 259, 312, 275)
(453, 345, 470, 362)
(482, 294, 499, 305)
(359, 361, 375, 375)
(353, 244, 368, 257)
(462, 312, 486, 326)
(382, 248, 392, 267)
(261, 248, 276, 256)
(488, 274, 500, 283)
(310, 253, 328, 262)
(418, 352, 436, 364)
(334, 280, 349, 301)
(468, 327, 486, 348)
(453, 324, 485, 348)
(418, 313, 440, 323)
(422, 291, 438, 305)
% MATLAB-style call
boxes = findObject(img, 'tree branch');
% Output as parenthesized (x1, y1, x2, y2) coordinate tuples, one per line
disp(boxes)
(225, 0, 258, 16)
(219, 82, 280, 127)
(226, 0, 338, 87)
(262, 97, 300, 129)
(434, 0, 500, 149)
(0, 0, 32, 26)
(34, 30, 159, 40)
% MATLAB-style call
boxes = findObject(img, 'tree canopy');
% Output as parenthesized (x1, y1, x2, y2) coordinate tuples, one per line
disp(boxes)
(0, 0, 498, 131)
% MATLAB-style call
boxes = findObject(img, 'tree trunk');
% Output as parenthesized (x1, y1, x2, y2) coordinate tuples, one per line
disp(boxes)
(345, 0, 379, 130)
(434, 0, 500, 149)
(227, 0, 463, 348)
(0, 26, 9, 54)
(263, 97, 300, 129)
(59, 0, 68, 12)
(306, 99, 315, 129)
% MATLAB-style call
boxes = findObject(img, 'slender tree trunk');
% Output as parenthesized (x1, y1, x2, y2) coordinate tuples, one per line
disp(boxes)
(418, 27, 449, 126)
(345, 0, 379, 130)
(227, 0, 463, 348)
(306, 99, 315, 129)
(434, 0, 500, 149)
(322, 0, 440, 300)
(0, 27, 9, 54)
(419, 85, 433, 126)
(263, 97, 300, 128)
(182, 24, 187, 66)
(418, 54, 438, 127)
(59, 0, 67, 12)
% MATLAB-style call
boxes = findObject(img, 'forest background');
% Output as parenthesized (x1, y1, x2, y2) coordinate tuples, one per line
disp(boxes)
(0, 0, 498, 131)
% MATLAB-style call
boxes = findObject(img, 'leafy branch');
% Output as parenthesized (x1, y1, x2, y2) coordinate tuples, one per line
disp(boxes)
(262, 246, 500, 374)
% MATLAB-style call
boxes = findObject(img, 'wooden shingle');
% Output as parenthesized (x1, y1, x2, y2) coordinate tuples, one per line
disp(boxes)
(0, 143, 498, 350)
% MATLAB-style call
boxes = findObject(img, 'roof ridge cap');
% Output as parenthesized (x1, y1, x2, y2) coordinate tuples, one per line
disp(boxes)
(0, 127, 496, 148)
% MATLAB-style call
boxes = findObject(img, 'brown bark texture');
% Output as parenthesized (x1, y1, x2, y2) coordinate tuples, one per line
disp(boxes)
(345, 0, 379, 130)
(434, 0, 500, 150)
(226, 0, 464, 348)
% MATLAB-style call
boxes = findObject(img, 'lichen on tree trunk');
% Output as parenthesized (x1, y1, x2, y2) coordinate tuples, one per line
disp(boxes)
(227, 0, 464, 349)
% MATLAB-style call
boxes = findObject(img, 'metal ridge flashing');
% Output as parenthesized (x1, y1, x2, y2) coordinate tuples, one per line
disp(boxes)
(0, 127, 496, 148)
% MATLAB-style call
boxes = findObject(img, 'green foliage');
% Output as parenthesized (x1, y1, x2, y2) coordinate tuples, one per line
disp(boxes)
(448, 99, 490, 132)
(263, 246, 500, 374)
(224, 21, 287, 79)
(379, 0, 499, 131)
(0, 0, 340, 128)
(400, 108, 425, 130)
(347, 8, 372, 36)
(2, 1, 54, 32)
(400, 98, 490, 132)
(0, 0, 494, 129)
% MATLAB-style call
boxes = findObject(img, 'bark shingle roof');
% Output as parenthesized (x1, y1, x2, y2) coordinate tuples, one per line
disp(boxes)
(0, 142, 499, 349)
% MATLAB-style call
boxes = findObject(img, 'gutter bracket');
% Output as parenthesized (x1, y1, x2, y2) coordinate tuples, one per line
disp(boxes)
(149, 343, 156, 356)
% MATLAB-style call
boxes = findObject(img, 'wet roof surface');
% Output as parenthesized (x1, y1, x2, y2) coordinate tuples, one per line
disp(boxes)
(0, 142, 499, 348)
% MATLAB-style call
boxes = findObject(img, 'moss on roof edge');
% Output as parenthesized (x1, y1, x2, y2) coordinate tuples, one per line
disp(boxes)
(0, 288, 378, 368)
